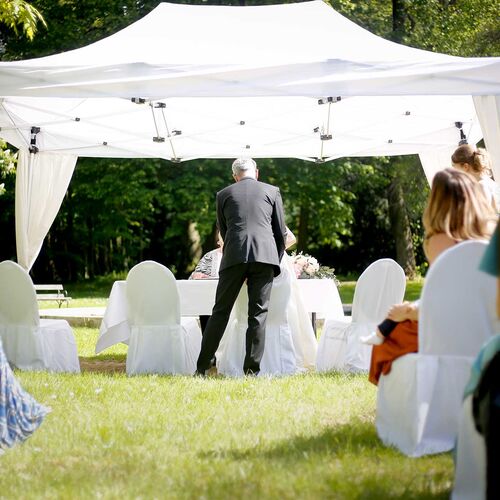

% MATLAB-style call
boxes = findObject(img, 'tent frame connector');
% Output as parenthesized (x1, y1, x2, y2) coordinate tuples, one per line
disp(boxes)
(318, 96, 341, 105)
(455, 121, 468, 145)
(318, 97, 340, 160)
(29, 126, 40, 154)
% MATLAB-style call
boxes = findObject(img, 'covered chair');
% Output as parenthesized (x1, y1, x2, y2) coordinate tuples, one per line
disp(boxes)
(376, 241, 498, 457)
(216, 266, 297, 377)
(452, 335, 500, 499)
(125, 261, 201, 375)
(0, 260, 80, 372)
(316, 259, 406, 373)
(452, 395, 486, 499)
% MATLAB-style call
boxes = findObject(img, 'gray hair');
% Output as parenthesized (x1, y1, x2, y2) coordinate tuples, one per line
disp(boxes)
(232, 158, 257, 176)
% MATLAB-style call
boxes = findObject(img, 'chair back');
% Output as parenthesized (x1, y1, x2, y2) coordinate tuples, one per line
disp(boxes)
(126, 261, 180, 326)
(0, 260, 39, 326)
(419, 240, 497, 356)
(267, 266, 292, 326)
(352, 258, 406, 324)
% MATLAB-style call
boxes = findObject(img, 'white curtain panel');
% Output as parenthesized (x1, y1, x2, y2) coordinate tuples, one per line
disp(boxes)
(473, 95, 500, 181)
(418, 145, 456, 184)
(15, 151, 77, 270)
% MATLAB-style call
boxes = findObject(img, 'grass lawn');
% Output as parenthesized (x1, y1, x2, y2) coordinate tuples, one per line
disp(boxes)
(338, 279, 423, 305)
(0, 324, 453, 499)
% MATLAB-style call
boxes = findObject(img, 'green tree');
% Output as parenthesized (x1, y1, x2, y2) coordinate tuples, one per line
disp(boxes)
(0, 0, 45, 42)
(2, 0, 498, 281)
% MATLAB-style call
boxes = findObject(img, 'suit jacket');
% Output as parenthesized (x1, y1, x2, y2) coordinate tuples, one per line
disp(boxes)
(216, 177, 287, 276)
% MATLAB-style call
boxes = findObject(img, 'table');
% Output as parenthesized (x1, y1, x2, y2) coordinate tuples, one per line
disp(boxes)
(96, 278, 343, 354)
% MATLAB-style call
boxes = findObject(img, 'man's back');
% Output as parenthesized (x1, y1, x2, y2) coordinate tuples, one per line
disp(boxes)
(217, 177, 286, 274)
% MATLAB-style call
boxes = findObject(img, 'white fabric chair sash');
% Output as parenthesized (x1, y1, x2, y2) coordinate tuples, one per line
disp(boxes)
(125, 261, 201, 375)
(316, 258, 406, 373)
(0, 260, 80, 372)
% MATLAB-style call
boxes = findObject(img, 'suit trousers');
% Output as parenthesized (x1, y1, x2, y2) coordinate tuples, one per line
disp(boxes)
(196, 262, 275, 374)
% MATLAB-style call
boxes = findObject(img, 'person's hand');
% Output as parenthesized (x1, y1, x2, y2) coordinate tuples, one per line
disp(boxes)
(387, 302, 414, 322)
(191, 272, 210, 279)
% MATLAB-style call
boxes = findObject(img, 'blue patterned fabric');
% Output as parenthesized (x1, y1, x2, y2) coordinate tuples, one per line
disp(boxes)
(0, 339, 49, 449)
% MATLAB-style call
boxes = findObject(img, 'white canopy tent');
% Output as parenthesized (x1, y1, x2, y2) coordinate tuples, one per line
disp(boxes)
(0, 1, 499, 269)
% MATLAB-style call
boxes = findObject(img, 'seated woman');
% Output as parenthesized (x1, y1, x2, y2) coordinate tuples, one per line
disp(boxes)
(452, 144, 499, 212)
(0, 338, 49, 450)
(189, 230, 223, 335)
(189, 230, 223, 281)
(365, 168, 496, 385)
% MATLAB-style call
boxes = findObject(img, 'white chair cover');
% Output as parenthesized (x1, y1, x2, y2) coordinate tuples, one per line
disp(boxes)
(283, 254, 317, 372)
(376, 241, 498, 456)
(216, 266, 297, 377)
(0, 260, 80, 372)
(125, 261, 201, 375)
(316, 258, 406, 372)
(452, 395, 486, 500)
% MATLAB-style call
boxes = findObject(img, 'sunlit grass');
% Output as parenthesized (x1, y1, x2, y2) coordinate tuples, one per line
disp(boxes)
(0, 326, 453, 499)
(338, 279, 423, 304)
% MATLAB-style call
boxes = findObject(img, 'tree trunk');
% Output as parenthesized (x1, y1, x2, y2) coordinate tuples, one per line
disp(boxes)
(87, 217, 94, 279)
(388, 173, 416, 278)
(186, 221, 202, 273)
(392, 0, 406, 43)
(297, 205, 309, 252)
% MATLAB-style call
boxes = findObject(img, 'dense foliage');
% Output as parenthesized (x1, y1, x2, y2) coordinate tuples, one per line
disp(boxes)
(0, 0, 498, 281)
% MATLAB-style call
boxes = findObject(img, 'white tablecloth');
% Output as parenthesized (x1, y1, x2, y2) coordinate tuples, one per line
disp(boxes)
(96, 278, 342, 354)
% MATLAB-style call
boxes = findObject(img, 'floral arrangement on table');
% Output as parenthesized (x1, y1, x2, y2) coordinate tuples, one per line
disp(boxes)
(290, 252, 340, 285)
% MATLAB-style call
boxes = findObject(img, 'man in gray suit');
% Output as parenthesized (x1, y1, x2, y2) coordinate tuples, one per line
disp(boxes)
(196, 158, 287, 376)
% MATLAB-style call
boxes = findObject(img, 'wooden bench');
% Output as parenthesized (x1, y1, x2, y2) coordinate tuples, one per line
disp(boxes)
(34, 284, 72, 308)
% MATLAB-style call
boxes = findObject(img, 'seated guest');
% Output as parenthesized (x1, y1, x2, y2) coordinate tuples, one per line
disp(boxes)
(190, 230, 223, 335)
(364, 168, 496, 384)
(0, 338, 49, 450)
(452, 144, 499, 212)
(190, 230, 223, 281)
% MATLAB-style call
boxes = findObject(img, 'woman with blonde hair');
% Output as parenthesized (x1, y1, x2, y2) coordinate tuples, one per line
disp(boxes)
(364, 168, 496, 384)
(452, 144, 499, 211)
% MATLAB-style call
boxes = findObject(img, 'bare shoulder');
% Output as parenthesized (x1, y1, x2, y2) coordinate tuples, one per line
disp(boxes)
(424, 233, 457, 266)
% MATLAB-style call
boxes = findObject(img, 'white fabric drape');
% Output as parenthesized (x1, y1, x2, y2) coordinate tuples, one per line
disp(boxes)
(15, 151, 77, 270)
(473, 95, 500, 181)
(418, 146, 456, 184)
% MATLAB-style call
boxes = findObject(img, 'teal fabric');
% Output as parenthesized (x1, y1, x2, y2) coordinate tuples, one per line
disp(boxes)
(479, 222, 499, 277)
(463, 334, 500, 399)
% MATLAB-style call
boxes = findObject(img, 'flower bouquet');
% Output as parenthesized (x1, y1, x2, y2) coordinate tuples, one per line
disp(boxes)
(291, 252, 339, 285)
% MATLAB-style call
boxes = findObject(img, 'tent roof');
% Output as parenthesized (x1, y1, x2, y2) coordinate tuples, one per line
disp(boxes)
(0, 1, 497, 161)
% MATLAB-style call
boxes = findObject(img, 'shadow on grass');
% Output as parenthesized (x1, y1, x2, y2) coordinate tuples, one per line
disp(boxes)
(79, 354, 126, 374)
(200, 422, 451, 499)
(201, 421, 382, 462)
